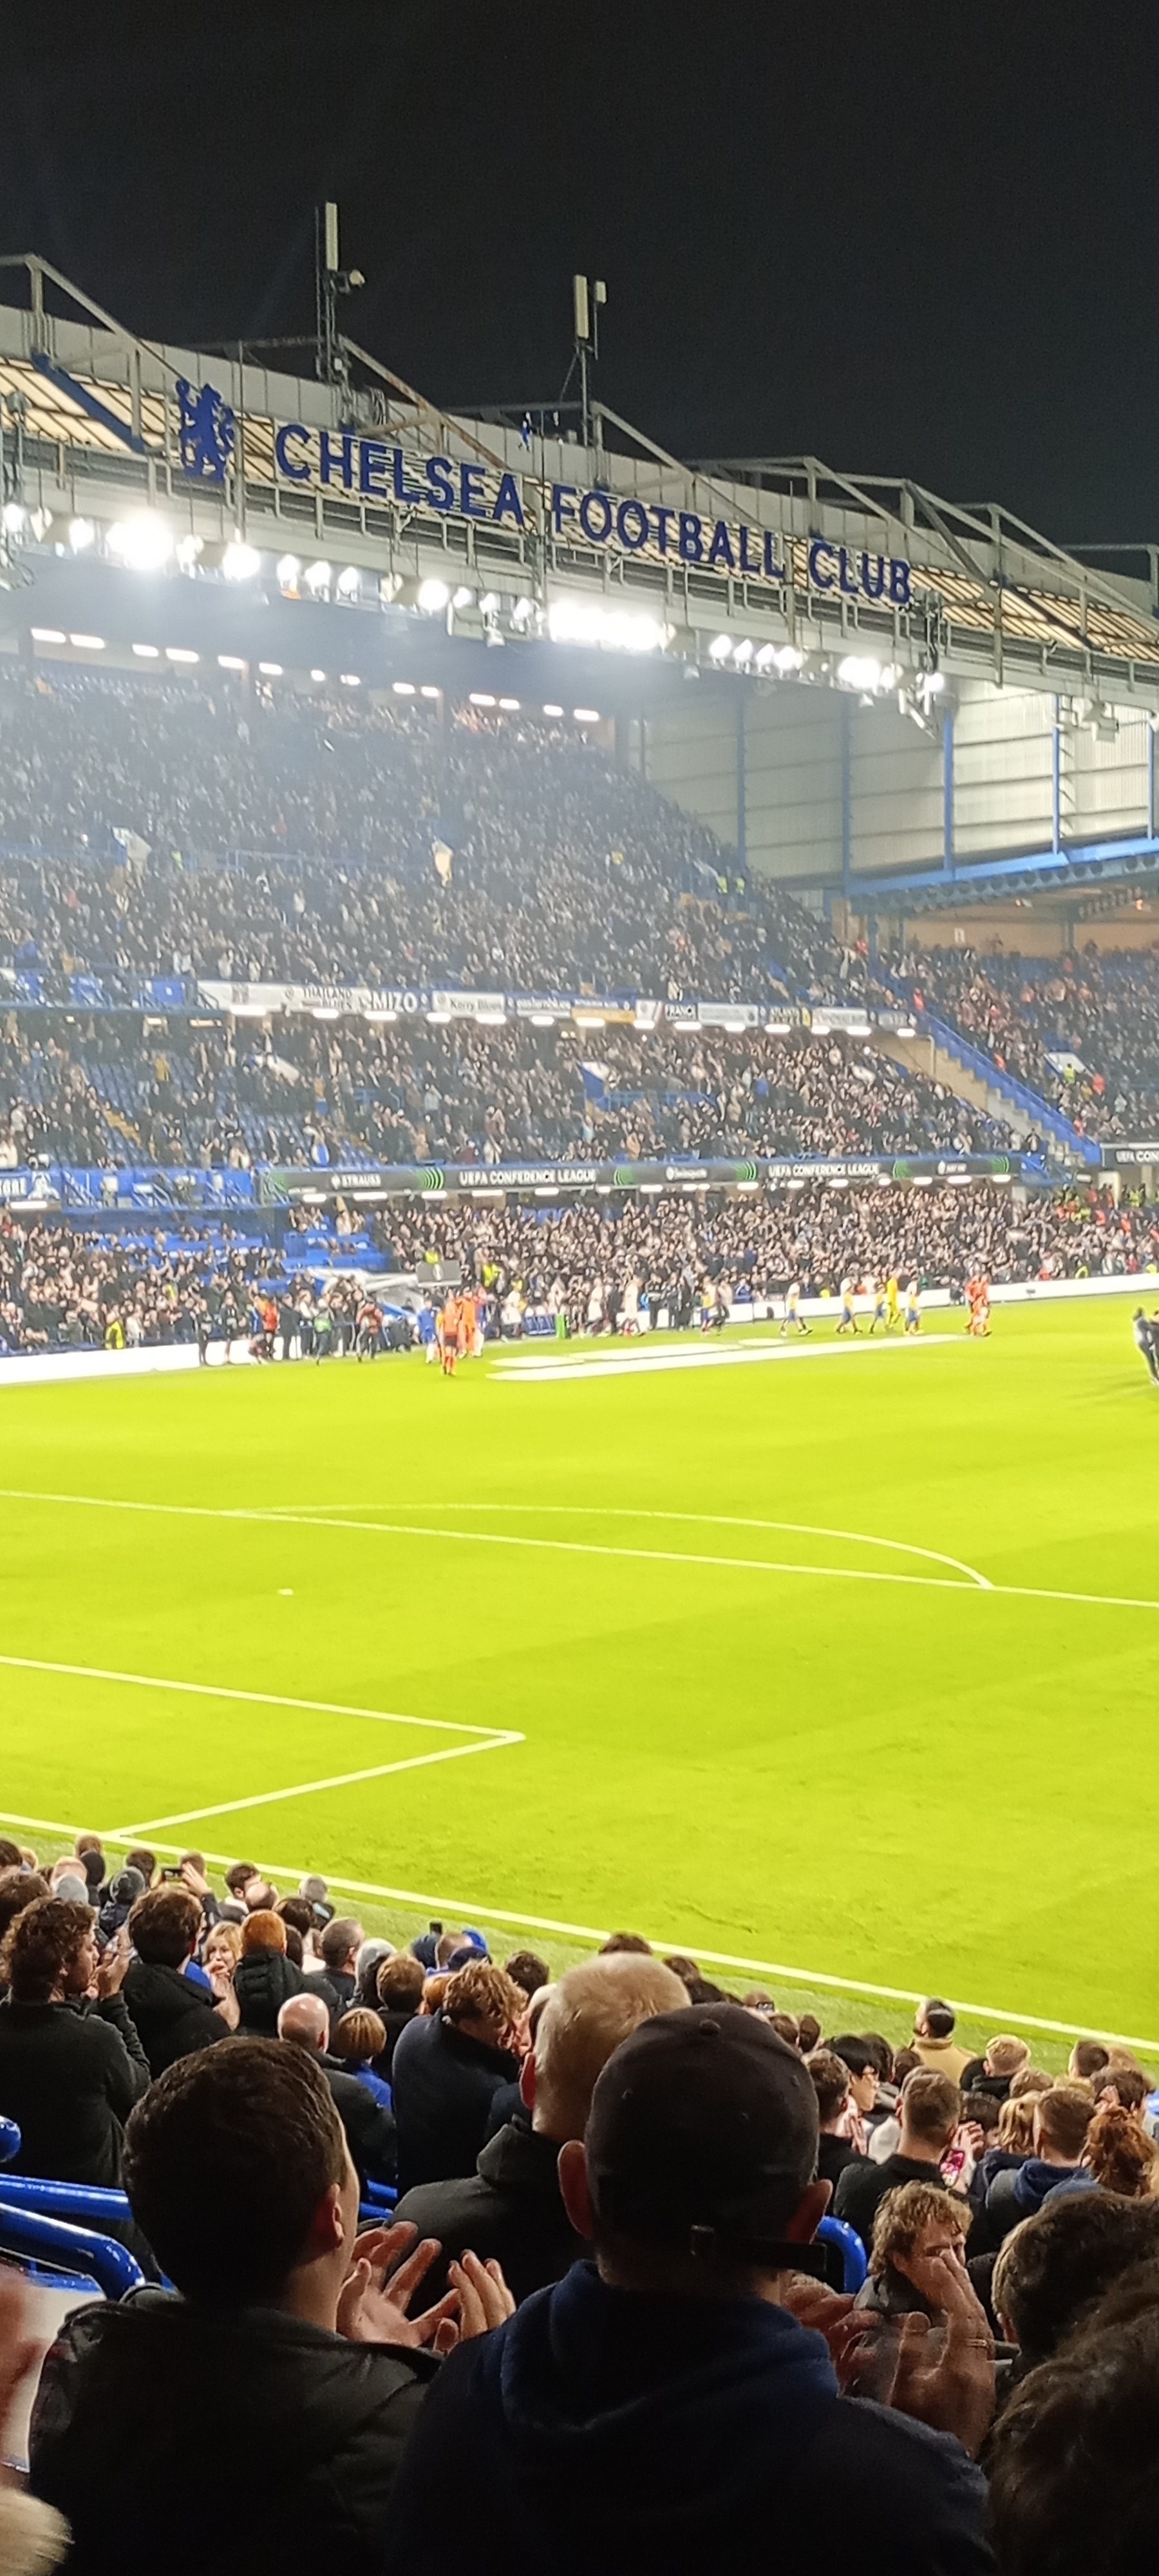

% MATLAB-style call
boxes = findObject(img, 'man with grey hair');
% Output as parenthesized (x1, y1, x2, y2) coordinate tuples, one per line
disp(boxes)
(276, 1993, 395, 2192)
(391, 1951, 688, 2302)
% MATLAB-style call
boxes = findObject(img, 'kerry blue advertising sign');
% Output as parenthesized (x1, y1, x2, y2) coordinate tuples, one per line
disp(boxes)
(264, 417, 914, 604)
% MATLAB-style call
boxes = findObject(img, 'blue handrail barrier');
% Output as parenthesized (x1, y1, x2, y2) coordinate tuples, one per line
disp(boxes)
(0, 2200, 144, 2300)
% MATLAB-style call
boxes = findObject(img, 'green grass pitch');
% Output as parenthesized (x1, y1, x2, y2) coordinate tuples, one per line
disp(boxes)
(1, 1293, 1156, 2061)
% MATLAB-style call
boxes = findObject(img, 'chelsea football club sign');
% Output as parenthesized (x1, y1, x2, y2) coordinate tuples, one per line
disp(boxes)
(174, 385, 916, 602)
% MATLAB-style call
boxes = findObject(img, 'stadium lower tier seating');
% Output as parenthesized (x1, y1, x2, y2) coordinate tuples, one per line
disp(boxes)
(0, 1181, 1151, 1353)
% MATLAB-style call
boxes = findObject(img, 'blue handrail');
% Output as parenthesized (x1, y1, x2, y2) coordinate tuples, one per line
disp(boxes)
(816, 2213, 868, 2293)
(0, 2174, 131, 2225)
(0, 2200, 144, 2299)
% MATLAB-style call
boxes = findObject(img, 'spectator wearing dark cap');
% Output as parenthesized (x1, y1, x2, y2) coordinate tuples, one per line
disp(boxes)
(384, 2005, 994, 2576)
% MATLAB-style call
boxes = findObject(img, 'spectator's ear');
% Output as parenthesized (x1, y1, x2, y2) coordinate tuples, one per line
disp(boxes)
(302, 2180, 347, 2266)
(783, 2179, 831, 2244)
(519, 2052, 536, 2114)
(557, 2139, 593, 2239)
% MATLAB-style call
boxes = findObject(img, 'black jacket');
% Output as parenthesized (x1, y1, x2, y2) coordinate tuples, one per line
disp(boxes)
(122, 1959, 225, 2078)
(834, 2151, 963, 2250)
(393, 2117, 587, 2303)
(314, 1967, 357, 2027)
(373, 2005, 419, 2083)
(0, 1995, 149, 2184)
(382, 2261, 992, 2576)
(816, 2135, 868, 2193)
(232, 1949, 305, 2036)
(391, 2010, 520, 2193)
(317, 2053, 397, 2189)
(30, 2287, 435, 2575)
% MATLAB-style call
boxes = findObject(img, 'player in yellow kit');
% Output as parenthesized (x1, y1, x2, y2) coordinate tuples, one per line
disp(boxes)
(886, 1273, 901, 1330)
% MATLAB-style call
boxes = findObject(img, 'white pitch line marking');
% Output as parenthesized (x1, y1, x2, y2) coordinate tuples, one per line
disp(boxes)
(49, 1821, 1155, 2060)
(493, 1332, 959, 1381)
(0, 1647, 518, 1743)
(110, 1731, 522, 1839)
(0, 1486, 1155, 1611)
(256, 1502, 991, 1591)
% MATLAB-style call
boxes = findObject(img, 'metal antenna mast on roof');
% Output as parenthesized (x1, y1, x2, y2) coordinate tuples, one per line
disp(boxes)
(315, 203, 364, 403)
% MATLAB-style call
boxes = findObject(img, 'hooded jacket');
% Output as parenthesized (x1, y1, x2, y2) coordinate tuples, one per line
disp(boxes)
(982, 2155, 1091, 2247)
(390, 2009, 520, 2193)
(381, 2262, 992, 2576)
(231, 1947, 304, 2037)
(121, 1958, 225, 2078)
(393, 2116, 588, 2303)
(29, 2288, 435, 2575)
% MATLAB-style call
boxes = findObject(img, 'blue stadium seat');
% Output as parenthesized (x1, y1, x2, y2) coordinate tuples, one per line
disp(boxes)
(816, 2212, 868, 2291)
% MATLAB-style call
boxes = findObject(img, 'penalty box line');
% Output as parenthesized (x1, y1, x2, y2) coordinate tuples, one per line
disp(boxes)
(0, 1653, 522, 1840)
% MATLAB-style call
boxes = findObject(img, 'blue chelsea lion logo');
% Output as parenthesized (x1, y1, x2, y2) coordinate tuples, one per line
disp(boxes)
(176, 378, 236, 482)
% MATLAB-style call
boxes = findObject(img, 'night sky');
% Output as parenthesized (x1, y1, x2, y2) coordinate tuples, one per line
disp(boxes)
(3, 3, 1156, 545)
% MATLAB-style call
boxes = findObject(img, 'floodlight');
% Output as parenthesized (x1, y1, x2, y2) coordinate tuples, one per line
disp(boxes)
(773, 645, 804, 673)
(222, 540, 261, 582)
(417, 578, 450, 612)
(69, 634, 105, 650)
(451, 585, 475, 609)
(276, 554, 301, 586)
(304, 560, 332, 593)
(132, 643, 160, 658)
(335, 565, 361, 598)
(478, 592, 500, 615)
(838, 654, 883, 692)
(733, 639, 753, 665)
(1, 502, 25, 533)
(107, 512, 173, 571)
(708, 634, 732, 660)
(542, 703, 563, 716)
(175, 535, 203, 571)
(258, 661, 282, 676)
(165, 647, 198, 663)
(68, 517, 95, 552)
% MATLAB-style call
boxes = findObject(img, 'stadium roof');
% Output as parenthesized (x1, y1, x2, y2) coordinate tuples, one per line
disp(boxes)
(1, 251, 1158, 711)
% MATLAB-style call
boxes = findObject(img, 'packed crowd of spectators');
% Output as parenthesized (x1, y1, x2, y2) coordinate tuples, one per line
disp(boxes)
(0, 665, 810, 1002)
(0, 1011, 1012, 1173)
(0, 1175, 1153, 1356)
(380, 1179, 1159, 1326)
(0, 1842, 1154, 2571)
(881, 943, 1159, 1142)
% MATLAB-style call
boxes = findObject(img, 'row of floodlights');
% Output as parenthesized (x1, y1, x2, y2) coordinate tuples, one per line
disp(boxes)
(706, 635, 948, 701)
(24, 624, 601, 722)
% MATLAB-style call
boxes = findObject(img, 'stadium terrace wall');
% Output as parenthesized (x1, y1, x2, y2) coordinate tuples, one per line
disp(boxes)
(0, 1153, 1040, 1218)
